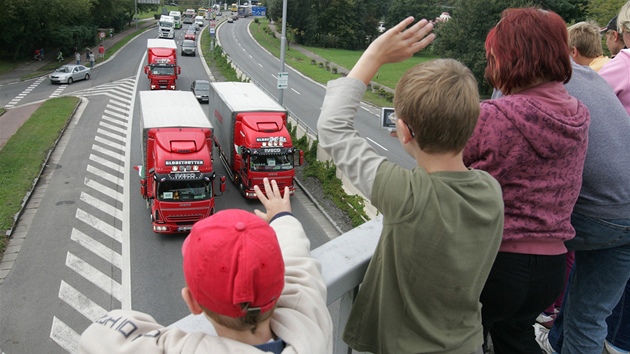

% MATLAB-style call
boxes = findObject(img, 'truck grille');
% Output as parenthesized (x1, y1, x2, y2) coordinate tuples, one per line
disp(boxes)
(166, 214, 205, 222)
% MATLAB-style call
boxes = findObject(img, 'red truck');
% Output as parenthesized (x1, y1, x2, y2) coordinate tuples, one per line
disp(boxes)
(209, 82, 303, 198)
(135, 91, 225, 234)
(144, 38, 181, 90)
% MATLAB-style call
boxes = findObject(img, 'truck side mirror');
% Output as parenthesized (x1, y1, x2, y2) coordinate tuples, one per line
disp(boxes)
(144, 65, 149, 74)
(140, 184, 146, 196)
(296, 149, 304, 166)
(177, 66, 181, 75)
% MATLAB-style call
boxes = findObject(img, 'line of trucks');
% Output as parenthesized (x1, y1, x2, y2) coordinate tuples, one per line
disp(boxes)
(136, 83, 303, 234)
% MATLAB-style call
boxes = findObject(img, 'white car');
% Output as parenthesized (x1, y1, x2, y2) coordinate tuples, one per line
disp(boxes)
(49, 64, 91, 84)
(195, 16, 205, 28)
(227, 17, 233, 23)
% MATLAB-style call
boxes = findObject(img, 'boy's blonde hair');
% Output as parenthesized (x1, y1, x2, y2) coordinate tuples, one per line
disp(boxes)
(568, 21, 604, 58)
(394, 59, 479, 154)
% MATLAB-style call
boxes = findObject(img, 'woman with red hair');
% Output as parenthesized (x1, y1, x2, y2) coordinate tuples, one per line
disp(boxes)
(462, 8, 590, 353)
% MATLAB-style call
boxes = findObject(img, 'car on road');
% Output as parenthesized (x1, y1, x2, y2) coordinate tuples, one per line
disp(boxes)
(227, 16, 233, 23)
(181, 39, 196, 56)
(49, 64, 91, 84)
(194, 16, 205, 28)
(191, 79, 210, 103)
(184, 28, 196, 40)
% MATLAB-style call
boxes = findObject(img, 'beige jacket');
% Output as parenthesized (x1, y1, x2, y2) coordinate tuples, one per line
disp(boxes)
(78, 214, 333, 354)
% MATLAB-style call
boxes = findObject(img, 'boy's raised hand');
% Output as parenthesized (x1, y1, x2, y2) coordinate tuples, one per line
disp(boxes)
(349, 17, 435, 85)
(254, 178, 291, 223)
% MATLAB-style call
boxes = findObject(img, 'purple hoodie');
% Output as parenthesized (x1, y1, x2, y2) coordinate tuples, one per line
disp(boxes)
(464, 81, 590, 255)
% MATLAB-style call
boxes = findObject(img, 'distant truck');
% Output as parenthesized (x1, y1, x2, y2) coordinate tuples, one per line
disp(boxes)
(209, 82, 303, 198)
(169, 10, 182, 29)
(136, 91, 225, 234)
(237, 5, 250, 17)
(144, 38, 180, 90)
(158, 15, 175, 39)
(183, 8, 195, 24)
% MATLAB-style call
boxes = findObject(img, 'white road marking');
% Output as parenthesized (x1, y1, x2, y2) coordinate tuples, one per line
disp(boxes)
(71, 228, 122, 269)
(80, 191, 123, 221)
(65, 252, 122, 301)
(50, 317, 79, 353)
(58, 280, 108, 322)
(75, 209, 123, 243)
(366, 137, 388, 151)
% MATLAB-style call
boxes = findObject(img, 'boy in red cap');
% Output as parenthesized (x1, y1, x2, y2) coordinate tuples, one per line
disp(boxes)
(79, 178, 332, 353)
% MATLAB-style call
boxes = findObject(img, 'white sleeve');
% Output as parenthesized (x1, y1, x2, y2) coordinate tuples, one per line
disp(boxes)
(316, 77, 386, 199)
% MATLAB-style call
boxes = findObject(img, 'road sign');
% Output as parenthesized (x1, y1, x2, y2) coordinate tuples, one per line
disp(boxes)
(99, 32, 106, 39)
(210, 20, 216, 28)
(277, 72, 288, 89)
(210, 28, 215, 37)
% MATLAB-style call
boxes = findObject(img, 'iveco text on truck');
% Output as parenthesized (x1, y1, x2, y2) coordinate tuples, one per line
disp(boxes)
(209, 82, 303, 198)
(144, 38, 181, 90)
(135, 91, 225, 234)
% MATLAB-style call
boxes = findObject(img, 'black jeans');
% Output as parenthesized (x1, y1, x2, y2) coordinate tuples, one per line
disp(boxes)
(481, 252, 566, 354)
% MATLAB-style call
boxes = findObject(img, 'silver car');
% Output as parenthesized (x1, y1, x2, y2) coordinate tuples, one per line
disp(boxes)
(49, 64, 91, 84)
(181, 40, 196, 56)
(191, 79, 210, 103)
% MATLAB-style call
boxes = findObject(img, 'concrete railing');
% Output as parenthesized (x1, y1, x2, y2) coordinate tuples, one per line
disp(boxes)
(171, 215, 382, 353)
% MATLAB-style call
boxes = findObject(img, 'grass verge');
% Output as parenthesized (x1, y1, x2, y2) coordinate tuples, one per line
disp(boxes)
(0, 97, 80, 255)
(249, 18, 438, 107)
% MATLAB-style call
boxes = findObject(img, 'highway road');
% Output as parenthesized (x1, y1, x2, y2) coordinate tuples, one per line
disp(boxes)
(217, 17, 416, 169)
(0, 22, 337, 353)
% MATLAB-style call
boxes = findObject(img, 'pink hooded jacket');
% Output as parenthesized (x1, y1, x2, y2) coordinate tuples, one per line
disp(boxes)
(464, 81, 590, 255)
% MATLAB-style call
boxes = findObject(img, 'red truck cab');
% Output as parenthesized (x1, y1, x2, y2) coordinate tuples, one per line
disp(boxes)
(144, 38, 181, 90)
(137, 91, 225, 234)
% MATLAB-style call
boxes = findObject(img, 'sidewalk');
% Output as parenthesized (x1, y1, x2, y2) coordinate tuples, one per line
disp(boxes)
(0, 19, 155, 150)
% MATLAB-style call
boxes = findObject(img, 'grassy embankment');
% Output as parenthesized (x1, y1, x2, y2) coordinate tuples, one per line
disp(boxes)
(248, 18, 438, 107)
(0, 97, 80, 255)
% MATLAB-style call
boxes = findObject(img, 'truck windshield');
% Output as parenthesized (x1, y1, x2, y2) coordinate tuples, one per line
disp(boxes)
(151, 66, 175, 75)
(159, 21, 174, 28)
(249, 154, 294, 171)
(157, 180, 212, 201)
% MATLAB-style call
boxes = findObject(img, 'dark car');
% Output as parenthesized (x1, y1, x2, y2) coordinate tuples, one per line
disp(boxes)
(191, 80, 210, 103)
(184, 28, 196, 40)
(181, 39, 196, 56)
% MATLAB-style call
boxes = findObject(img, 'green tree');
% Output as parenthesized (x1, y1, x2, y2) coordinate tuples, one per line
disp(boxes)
(433, 0, 589, 96)
(385, 0, 441, 28)
(0, 0, 93, 59)
(587, 0, 625, 27)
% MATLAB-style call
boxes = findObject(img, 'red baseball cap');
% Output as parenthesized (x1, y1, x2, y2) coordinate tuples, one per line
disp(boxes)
(182, 209, 285, 318)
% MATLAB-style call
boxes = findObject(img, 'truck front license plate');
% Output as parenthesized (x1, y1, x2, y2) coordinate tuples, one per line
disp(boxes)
(178, 226, 193, 232)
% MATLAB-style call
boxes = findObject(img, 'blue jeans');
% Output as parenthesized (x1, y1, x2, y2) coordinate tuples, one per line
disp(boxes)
(548, 212, 630, 354)
(607, 278, 630, 351)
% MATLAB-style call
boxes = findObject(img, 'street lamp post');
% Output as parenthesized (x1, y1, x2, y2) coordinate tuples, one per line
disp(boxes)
(278, 0, 287, 105)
